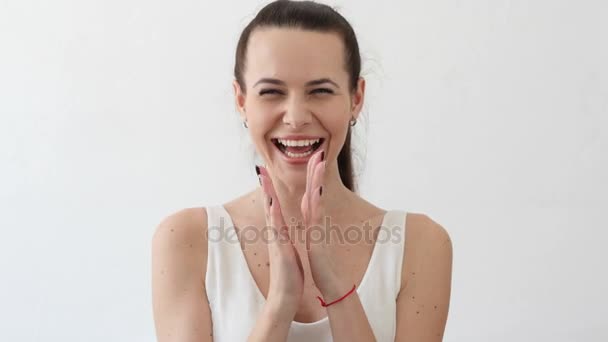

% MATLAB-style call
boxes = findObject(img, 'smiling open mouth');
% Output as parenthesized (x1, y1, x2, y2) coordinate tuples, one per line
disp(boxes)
(271, 138, 324, 158)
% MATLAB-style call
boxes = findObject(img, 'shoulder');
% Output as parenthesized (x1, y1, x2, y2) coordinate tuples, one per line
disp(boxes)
(394, 212, 453, 340)
(401, 212, 453, 291)
(151, 207, 209, 278)
(151, 207, 214, 340)
(152, 207, 209, 248)
(407, 213, 451, 248)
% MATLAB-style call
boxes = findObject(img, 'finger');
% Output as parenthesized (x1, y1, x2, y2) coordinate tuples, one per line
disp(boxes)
(307, 149, 323, 196)
(300, 191, 308, 226)
(310, 160, 326, 225)
(259, 173, 270, 220)
(292, 244, 304, 276)
(304, 156, 314, 223)
(306, 161, 326, 252)
(258, 168, 290, 245)
(311, 159, 326, 190)
(305, 150, 324, 222)
(305, 150, 318, 194)
(259, 174, 280, 251)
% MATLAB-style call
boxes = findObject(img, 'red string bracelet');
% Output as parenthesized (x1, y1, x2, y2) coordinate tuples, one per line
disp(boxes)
(316, 284, 357, 307)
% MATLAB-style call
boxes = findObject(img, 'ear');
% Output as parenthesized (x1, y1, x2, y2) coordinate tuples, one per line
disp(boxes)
(350, 77, 366, 121)
(232, 79, 247, 121)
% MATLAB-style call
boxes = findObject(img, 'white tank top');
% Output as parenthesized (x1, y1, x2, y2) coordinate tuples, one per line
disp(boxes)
(205, 205, 407, 341)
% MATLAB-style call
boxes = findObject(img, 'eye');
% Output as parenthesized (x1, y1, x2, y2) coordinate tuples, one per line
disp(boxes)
(259, 89, 284, 96)
(311, 88, 334, 94)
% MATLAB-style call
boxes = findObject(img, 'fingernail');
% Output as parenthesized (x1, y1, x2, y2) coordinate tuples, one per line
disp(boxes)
(255, 166, 262, 185)
(320, 151, 325, 161)
(319, 186, 323, 196)
(269, 196, 273, 206)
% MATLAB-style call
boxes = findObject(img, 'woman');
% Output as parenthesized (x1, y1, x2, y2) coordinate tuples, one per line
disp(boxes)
(152, 1, 453, 341)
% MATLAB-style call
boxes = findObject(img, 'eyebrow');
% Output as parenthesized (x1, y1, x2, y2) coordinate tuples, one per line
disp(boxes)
(253, 77, 340, 88)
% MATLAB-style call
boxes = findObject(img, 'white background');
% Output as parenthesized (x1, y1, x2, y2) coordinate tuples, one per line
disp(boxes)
(1, 0, 607, 341)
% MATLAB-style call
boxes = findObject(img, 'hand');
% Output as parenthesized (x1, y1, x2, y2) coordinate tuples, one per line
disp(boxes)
(300, 150, 342, 297)
(258, 166, 305, 316)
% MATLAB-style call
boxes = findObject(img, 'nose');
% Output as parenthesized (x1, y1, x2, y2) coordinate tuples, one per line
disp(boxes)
(282, 96, 312, 129)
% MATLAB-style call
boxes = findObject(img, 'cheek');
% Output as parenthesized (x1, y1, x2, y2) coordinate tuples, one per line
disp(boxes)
(248, 123, 274, 160)
(315, 102, 350, 133)
(247, 97, 280, 121)
(246, 101, 276, 130)
(314, 106, 350, 156)
(246, 108, 278, 157)
(249, 120, 274, 143)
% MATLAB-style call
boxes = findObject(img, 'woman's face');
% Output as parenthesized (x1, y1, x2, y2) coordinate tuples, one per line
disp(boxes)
(234, 27, 364, 184)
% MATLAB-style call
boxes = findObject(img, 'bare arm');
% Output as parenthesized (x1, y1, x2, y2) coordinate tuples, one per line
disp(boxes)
(151, 208, 213, 342)
(322, 278, 376, 342)
(394, 214, 453, 341)
(247, 299, 294, 342)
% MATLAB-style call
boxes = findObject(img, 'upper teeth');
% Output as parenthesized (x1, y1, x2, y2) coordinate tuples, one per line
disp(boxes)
(277, 138, 320, 147)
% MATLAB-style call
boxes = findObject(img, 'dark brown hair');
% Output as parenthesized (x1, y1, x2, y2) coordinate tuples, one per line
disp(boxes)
(234, 0, 361, 192)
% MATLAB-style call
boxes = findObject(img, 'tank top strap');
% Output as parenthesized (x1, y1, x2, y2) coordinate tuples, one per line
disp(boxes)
(204, 205, 265, 336)
(358, 209, 408, 301)
(353, 210, 407, 341)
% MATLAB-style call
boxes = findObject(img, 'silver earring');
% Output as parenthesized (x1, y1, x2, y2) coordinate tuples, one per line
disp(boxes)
(349, 116, 357, 127)
(243, 120, 248, 128)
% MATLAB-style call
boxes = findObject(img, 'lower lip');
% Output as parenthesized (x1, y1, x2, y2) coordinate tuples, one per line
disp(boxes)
(273, 141, 324, 165)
